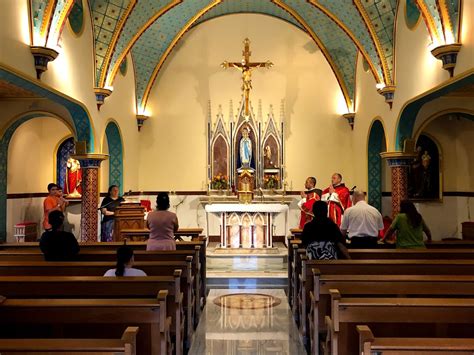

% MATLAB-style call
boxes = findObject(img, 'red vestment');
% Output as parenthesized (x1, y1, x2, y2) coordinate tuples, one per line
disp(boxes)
(321, 184, 352, 227)
(298, 191, 320, 229)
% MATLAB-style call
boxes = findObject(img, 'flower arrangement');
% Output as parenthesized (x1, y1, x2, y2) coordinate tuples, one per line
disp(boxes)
(211, 173, 228, 190)
(263, 174, 280, 189)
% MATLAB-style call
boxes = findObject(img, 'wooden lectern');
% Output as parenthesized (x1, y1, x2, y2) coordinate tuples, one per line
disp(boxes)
(113, 202, 145, 241)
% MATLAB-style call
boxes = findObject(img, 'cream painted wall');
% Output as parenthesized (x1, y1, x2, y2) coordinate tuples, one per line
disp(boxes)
(141, 14, 352, 191)
(454, 0, 474, 75)
(0, 0, 36, 77)
(7, 117, 71, 193)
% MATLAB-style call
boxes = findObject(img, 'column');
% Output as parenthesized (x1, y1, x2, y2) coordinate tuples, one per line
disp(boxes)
(381, 152, 416, 217)
(71, 154, 108, 242)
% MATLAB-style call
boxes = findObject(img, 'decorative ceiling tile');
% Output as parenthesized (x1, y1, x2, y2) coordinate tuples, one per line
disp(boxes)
(104, 0, 174, 86)
(314, 0, 386, 83)
(131, 0, 214, 109)
(91, 0, 131, 86)
(358, 0, 397, 81)
(194, 0, 303, 30)
(280, 0, 357, 104)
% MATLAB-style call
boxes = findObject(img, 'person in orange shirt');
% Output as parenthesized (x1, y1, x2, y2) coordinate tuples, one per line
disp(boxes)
(43, 183, 61, 231)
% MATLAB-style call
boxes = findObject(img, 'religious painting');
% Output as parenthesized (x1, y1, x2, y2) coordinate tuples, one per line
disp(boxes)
(408, 134, 441, 201)
(56, 137, 82, 199)
(211, 135, 229, 187)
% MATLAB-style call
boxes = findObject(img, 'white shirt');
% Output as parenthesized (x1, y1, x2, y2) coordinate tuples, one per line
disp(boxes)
(103, 268, 147, 277)
(340, 201, 384, 238)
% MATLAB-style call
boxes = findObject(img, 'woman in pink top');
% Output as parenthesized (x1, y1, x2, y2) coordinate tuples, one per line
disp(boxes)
(146, 192, 178, 251)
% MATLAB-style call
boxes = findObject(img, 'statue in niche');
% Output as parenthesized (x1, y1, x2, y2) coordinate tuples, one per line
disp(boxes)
(264, 145, 277, 169)
(65, 157, 82, 198)
(408, 134, 440, 200)
(239, 127, 252, 169)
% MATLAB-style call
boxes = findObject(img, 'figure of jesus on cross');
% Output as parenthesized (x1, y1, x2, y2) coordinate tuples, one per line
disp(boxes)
(221, 38, 273, 116)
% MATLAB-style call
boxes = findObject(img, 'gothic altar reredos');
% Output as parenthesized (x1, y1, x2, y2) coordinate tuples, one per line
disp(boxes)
(207, 98, 285, 196)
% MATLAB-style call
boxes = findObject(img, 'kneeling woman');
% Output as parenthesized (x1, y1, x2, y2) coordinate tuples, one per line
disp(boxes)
(146, 192, 179, 251)
(301, 201, 350, 260)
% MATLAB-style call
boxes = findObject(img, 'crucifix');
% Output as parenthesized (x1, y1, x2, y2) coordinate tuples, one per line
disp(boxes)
(221, 38, 273, 116)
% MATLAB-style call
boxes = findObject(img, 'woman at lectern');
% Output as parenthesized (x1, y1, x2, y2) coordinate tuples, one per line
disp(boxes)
(100, 185, 124, 242)
(146, 192, 179, 251)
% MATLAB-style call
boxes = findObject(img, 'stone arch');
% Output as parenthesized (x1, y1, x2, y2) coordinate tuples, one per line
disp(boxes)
(367, 119, 387, 211)
(394, 72, 473, 151)
(0, 112, 76, 241)
(103, 120, 124, 195)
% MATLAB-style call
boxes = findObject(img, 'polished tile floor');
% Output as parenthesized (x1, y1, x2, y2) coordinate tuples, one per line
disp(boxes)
(189, 289, 306, 355)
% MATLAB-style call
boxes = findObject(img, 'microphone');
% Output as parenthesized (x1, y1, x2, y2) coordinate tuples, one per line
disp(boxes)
(350, 186, 357, 192)
(125, 189, 132, 196)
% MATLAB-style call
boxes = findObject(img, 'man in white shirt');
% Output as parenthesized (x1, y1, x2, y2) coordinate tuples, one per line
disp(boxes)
(340, 191, 383, 248)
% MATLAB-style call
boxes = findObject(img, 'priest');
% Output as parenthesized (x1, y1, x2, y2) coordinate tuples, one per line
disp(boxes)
(321, 173, 352, 227)
(298, 177, 320, 228)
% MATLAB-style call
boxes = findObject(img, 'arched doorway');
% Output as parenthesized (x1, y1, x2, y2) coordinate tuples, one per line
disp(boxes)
(104, 121, 124, 195)
(1, 114, 77, 241)
(367, 119, 387, 211)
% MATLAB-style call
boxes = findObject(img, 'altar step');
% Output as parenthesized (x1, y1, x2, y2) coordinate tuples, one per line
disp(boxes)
(206, 242, 288, 289)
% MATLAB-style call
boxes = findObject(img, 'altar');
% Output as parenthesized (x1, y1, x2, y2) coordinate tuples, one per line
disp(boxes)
(205, 203, 288, 248)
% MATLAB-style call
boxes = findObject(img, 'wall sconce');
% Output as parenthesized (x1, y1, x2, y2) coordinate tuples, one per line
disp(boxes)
(136, 114, 149, 131)
(94, 87, 112, 110)
(431, 43, 462, 77)
(342, 112, 355, 130)
(30, 46, 59, 79)
(377, 85, 396, 109)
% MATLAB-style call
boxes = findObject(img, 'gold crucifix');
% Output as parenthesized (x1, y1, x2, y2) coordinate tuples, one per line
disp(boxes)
(221, 38, 273, 116)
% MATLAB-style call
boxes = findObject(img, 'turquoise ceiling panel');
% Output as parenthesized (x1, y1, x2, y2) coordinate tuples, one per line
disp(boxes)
(406, 0, 421, 29)
(445, 0, 460, 41)
(423, 0, 444, 40)
(131, 0, 214, 108)
(91, 0, 131, 86)
(105, 0, 174, 85)
(280, 0, 357, 102)
(30, 0, 49, 41)
(194, 0, 304, 31)
(358, 0, 397, 82)
(315, 0, 384, 82)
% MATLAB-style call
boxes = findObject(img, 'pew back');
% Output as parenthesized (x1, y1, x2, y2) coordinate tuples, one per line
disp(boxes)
(0, 293, 170, 355)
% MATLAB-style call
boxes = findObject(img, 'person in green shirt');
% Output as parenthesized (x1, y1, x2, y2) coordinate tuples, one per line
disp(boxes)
(383, 200, 432, 248)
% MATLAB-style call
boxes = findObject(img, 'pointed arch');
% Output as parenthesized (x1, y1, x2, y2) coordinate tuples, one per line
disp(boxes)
(367, 118, 387, 211)
(103, 120, 124, 195)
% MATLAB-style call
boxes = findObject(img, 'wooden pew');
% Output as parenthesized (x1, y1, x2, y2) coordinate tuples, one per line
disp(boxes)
(0, 326, 138, 355)
(357, 325, 474, 355)
(0, 248, 203, 323)
(348, 248, 474, 260)
(0, 240, 208, 309)
(0, 275, 186, 355)
(120, 228, 203, 242)
(309, 272, 474, 355)
(0, 292, 171, 355)
(325, 290, 474, 355)
(297, 257, 474, 351)
(0, 259, 196, 344)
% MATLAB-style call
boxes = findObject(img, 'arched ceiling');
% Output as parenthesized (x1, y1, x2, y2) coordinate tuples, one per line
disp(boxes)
(29, 0, 462, 112)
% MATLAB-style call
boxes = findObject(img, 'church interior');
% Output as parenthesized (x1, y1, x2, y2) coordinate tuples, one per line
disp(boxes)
(0, 0, 473, 354)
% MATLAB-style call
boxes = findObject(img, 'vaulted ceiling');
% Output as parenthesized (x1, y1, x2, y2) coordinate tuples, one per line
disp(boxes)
(29, 0, 461, 112)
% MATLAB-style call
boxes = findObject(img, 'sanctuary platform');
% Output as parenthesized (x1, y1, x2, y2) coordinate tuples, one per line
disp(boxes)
(206, 242, 288, 289)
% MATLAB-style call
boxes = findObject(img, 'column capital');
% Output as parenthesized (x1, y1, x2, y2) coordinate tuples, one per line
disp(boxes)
(380, 151, 416, 167)
(71, 153, 108, 168)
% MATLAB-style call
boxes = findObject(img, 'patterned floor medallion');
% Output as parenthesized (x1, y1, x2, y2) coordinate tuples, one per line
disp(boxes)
(213, 293, 281, 309)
